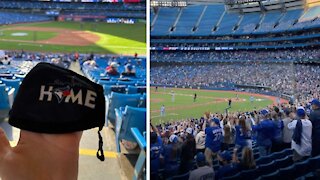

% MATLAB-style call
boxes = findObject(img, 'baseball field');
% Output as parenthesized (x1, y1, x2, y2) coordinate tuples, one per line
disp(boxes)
(150, 87, 288, 124)
(0, 21, 146, 55)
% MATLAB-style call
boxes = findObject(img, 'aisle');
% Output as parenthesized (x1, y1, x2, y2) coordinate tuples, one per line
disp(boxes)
(69, 61, 125, 180)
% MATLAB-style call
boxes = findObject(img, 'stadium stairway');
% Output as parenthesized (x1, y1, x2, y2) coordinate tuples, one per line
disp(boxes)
(70, 61, 139, 180)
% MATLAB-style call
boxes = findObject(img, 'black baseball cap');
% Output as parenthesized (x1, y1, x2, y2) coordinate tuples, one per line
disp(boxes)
(9, 62, 106, 161)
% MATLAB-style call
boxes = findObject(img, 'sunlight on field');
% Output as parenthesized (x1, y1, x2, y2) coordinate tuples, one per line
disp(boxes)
(89, 31, 146, 55)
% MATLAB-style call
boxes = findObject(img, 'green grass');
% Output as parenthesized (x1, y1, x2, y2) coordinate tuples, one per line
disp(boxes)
(0, 30, 57, 41)
(150, 87, 273, 125)
(0, 21, 146, 55)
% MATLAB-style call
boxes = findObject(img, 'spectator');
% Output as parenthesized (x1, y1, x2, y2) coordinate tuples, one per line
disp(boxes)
(288, 107, 312, 162)
(179, 128, 196, 174)
(222, 124, 234, 151)
(195, 124, 206, 153)
(203, 117, 223, 167)
(310, 99, 320, 157)
(83, 60, 97, 69)
(106, 62, 119, 76)
(163, 134, 181, 177)
(271, 110, 284, 152)
(189, 152, 215, 180)
(215, 151, 238, 179)
(232, 147, 256, 171)
(150, 124, 163, 177)
(253, 109, 275, 156)
(235, 116, 252, 151)
(121, 64, 136, 77)
(282, 108, 294, 149)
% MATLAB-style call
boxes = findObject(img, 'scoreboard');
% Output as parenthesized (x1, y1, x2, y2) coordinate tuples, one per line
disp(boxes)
(225, 0, 261, 5)
(150, 0, 187, 7)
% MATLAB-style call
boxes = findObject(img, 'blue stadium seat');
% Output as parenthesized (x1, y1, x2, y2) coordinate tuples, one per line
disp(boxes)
(240, 167, 258, 179)
(0, 84, 10, 110)
(254, 152, 260, 159)
(0, 73, 13, 79)
(127, 85, 138, 94)
(103, 85, 127, 95)
(115, 106, 146, 152)
(309, 155, 320, 171)
(131, 128, 146, 180)
(282, 148, 293, 156)
(270, 150, 285, 160)
(0, 84, 14, 141)
(117, 81, 136, 86)
(1, 78, 20, 97)
(257, 160, 276, 177)
(106, 92, 142, 126)
(256, 155, 273, 165)
(274, 155, 293, 169)
(278, 165, 296, 179)
(14, 74, 26, 80)
(168, 172, 189, 180)
(139, 93, 146, 108)
(258, 170, 280, 180)
(222, 172, 241, 180)
(98, 79, 117, 86)
(294, 159, 311, 178)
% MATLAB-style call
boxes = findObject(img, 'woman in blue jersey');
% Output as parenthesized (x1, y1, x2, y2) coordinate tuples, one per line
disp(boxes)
(235, 116, 252, 151)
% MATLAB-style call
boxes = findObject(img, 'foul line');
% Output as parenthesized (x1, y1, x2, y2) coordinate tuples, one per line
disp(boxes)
(151, 113, 179, 118)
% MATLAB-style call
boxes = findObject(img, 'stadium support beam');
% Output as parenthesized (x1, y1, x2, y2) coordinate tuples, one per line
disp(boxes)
(258, 1, 267, 12)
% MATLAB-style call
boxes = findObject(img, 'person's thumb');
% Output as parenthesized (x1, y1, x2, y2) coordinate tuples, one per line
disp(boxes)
(0, 128, 10, 158)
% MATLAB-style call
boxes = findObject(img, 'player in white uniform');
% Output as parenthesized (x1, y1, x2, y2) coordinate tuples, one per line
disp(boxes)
(171, 91, 175, 102)
(160, 105, 165, 117)
(250, 96, 254, 104)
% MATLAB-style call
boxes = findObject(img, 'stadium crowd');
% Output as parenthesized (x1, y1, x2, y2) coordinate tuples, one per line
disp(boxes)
(150, 99, 320, 179)
(151, 62, 320, 100)
(150, 49, 320, 62)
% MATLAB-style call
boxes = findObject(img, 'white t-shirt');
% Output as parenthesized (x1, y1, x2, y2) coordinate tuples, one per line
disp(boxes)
(282, 117, 293, 143)
(288, 119, 312, 156)
(195, 131, 206, 150)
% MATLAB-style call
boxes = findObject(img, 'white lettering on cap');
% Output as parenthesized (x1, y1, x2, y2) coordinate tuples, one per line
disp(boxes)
(64, 89, 83, 105)
(38, 85, 97, 109)
(39, 85, 53, 101)
(84, 90, 97, 109)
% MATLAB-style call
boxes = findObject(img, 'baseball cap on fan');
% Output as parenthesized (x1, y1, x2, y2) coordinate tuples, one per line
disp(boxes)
(9, 62, 106, 161)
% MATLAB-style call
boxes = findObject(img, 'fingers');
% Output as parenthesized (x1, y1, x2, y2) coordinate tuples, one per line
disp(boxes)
(0, 128, 10, 158)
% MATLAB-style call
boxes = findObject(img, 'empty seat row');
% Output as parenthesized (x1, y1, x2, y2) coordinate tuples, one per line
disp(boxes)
(115, 105, 146, 152)
(103, 85, 146, 96)
(106, 92, 146, 126)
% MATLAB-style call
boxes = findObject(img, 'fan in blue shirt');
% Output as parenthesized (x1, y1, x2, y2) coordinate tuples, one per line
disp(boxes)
(205, 118, 223, 153)
(235, 116, 252, 151)
(253, 109, 276, 156)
